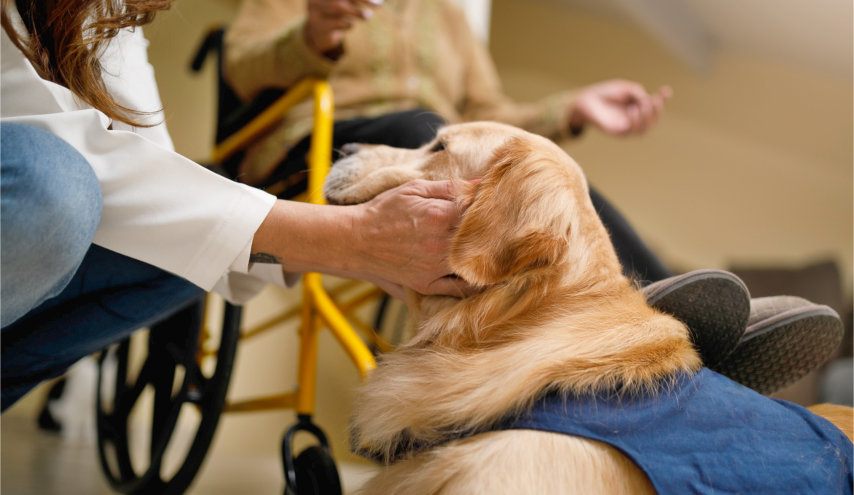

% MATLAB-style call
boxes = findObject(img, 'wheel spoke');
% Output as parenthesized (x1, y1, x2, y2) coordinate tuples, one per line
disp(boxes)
(97, 412, 137, 484)
(150, 364, 178, 463)
(95, 298, 240, 495)
(118, 359, 154, 415)
(112, 341, 130, 407)
(182, 355, 215, 404)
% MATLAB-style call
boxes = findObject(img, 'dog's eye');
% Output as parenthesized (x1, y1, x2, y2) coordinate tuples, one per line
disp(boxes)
(430, 141, 446, 153)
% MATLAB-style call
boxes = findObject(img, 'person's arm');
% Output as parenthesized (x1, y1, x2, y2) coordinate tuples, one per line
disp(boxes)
(251, 179, 471, 300)
(224, 0, 327, 101)
(443, 2, 577, 142)
(2, 27, 273, 293)
(445, 2, 670, 141)
(3, 21, 469, 300)
(223, 0, 379, 101)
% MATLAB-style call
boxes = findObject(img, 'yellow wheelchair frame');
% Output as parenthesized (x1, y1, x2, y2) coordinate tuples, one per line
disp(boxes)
(94, 31, 395, 495)
(204, 78, 388, 494)
(210, 78, 379, 416)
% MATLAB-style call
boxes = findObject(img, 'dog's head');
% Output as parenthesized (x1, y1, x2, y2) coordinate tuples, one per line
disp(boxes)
(326, 121, 624, 298)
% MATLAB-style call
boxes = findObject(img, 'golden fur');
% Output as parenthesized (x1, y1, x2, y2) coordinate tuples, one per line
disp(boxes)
(808, 403, 854, 441)
(324, 121, 850, 494)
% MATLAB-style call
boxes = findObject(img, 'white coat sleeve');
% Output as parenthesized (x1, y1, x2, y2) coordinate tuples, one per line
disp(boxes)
(1, 28, 277, 297)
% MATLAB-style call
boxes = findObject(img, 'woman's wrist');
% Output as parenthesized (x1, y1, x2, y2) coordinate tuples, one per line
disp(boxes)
(250, 199, 364, 278)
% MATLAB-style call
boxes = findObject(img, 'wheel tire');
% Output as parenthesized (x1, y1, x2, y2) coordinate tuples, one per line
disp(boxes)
(288, 446, 342, 495)
(95, 299, 241, 494)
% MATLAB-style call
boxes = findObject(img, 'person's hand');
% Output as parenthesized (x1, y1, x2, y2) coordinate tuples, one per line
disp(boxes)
(251, 179, 475, 300)
(568, 80, 672, 136)
(351, 179, 476, 298)
(304, 0, 382, 56)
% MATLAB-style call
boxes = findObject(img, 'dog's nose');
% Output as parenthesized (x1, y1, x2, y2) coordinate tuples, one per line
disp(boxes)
(339, 142, 360, 157)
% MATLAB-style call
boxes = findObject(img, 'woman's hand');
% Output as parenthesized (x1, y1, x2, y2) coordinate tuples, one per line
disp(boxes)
(349, 179, 473, 298)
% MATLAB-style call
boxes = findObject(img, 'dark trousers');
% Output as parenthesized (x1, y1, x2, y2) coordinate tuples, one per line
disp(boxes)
(1, 245, 203, 410)
(266, 108, 671, 285)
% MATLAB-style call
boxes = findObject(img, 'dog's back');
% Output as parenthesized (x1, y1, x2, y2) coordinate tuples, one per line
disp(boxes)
(328, 122, 853, 494)
(810, 403, 854, 440)
(359, 369, 853, 495)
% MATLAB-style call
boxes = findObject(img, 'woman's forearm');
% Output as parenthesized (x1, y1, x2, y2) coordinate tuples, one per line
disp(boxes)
(250, 199, 356, 276)
(250, 180, 472, 297)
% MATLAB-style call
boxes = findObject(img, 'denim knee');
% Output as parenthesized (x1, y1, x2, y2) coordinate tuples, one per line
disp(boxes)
(1, 123, 103, 327)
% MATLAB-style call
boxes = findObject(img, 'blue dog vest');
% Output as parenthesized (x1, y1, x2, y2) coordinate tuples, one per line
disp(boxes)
(501, 368, 852, 494)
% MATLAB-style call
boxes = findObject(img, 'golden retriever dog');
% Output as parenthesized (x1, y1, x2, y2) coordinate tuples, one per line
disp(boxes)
(324, 122, 853, 494)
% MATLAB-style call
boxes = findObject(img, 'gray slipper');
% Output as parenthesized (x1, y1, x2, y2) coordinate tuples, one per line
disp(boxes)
(712, 296, 843, 395)
(644, 269, 750, 367)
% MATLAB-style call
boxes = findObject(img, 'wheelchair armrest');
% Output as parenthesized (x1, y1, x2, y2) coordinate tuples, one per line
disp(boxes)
(210, 78, 333, 206)
(190, 27, 334, 201)
(211, 78, 328, 167)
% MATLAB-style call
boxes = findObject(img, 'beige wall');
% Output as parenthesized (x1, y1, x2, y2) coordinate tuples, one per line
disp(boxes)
(490, 0, 853, 295)
(5, 0, 851, 484)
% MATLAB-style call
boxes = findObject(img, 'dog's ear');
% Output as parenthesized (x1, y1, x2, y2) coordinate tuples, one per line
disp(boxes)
(449, 139, 576, 286)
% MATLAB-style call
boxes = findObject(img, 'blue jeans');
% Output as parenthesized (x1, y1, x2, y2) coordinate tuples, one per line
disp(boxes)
(1, 123, 203, 410)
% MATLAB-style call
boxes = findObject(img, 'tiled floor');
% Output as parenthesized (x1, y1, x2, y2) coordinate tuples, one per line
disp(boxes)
(1, 414, 377, 495)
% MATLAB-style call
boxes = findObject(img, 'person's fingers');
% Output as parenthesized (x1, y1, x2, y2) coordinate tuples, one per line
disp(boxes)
(648, 87, 671, 127)
(580, 80, 674, 137)
(652, 92, 665, 112)
(633, 104, 645, 134)
(369, 277, 406, 301)
(581, 96, 629, 135)
(306, 0, 372, 52)
(422, 275, 479, 298)
(332, 0, 383, 20)
(624, 103, 642, 135)
(635, 98, 654, 133)
(353, 0, 383, 18)
(319, 18, 353, 31)
(315, 0, 364, 18)
(611, 80, 648, 104)
(406, 179, 457, 202)
(349, 0, 383, 9)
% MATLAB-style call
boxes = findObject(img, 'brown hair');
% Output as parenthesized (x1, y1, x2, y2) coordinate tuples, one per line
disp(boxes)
(1, 0, 174, 127)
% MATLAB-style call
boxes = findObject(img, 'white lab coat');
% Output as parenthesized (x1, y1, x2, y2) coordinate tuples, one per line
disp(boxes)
(1, 24, 288, 303)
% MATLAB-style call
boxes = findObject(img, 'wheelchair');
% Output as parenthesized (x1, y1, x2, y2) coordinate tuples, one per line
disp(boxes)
(93, 28, 400, 495)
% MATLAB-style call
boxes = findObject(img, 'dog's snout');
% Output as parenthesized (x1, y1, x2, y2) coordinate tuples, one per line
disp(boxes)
(340, 142, 360, 157)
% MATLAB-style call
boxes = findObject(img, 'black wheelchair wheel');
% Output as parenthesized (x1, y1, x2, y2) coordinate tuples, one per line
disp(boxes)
(285, 446, 342, 495)
(283, 416, 342, 495)
(96, 298, 241, 494)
